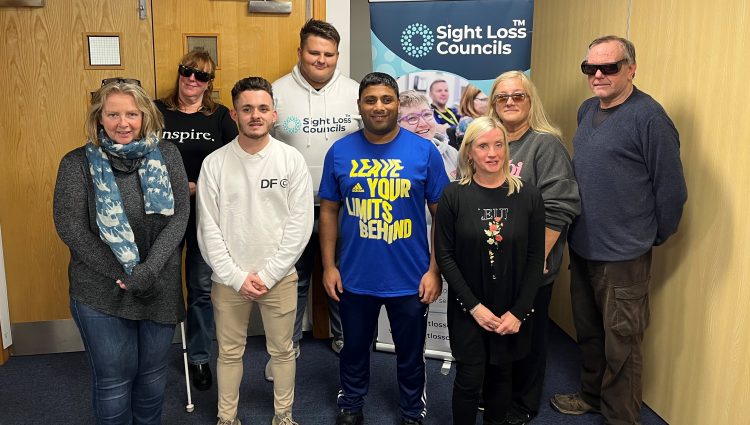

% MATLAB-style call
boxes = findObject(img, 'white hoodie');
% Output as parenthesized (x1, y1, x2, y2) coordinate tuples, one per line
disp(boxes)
(196, 137, 314, 291)
(272, 65, 361, 199)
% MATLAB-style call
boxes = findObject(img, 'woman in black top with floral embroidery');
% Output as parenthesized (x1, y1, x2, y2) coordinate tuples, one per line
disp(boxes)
(434, 117, 545, 425)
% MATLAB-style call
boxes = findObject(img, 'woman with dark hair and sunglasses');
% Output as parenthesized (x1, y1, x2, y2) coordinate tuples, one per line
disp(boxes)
(487, 71, 580, 424)
(155, 50, 238, 392)
(53, 79, 189, 424)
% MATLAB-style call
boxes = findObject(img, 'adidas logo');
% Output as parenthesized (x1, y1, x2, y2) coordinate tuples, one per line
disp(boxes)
(352, 183, 364, 193)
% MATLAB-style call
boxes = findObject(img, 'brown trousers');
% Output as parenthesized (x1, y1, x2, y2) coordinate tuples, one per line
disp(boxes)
(570, 249, 652, 425)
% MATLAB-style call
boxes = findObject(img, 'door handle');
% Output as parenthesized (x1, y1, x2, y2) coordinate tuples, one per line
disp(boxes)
(138, 0, 147, 20)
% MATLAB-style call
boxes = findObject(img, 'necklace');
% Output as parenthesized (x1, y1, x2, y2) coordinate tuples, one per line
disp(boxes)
(179, 104, 202, 113)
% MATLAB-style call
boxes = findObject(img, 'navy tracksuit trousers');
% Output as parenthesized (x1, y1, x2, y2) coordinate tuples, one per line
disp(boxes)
(337, 291, 428, 422)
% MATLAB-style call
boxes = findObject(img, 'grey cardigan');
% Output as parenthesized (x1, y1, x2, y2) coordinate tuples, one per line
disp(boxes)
(53, 140, 189, 324)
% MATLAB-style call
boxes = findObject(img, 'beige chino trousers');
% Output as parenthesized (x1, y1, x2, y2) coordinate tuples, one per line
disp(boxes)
(212, 273, 298, 420)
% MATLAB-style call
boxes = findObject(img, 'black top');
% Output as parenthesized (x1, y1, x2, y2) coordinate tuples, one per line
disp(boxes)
(156, 100, 238, 183)
(156, 99, 238, 247)
(435, 180, 545, 363)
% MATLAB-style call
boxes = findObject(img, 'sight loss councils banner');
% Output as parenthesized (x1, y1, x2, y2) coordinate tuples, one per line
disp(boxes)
(370, 0, 534, 362)
(369, 0, 534, 95)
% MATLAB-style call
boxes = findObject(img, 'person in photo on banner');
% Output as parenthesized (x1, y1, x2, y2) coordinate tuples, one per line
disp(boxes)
(456, 85, 490, 147)
(156, 49, 238, 393)
(398, 89, 459, 182)
(550, 36, 687, 425)
(434, 116, 545, 425)
(488, 71, 581, 424)
(268, 19, 361, 382)
(429, 79, 461, 134)
(53, 79, 189, 424)
(197, 77, 313, 425)
(319, 72, 449, 425)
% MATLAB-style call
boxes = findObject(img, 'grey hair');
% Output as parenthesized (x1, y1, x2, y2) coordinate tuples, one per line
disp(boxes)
(588, 35, 636, 65)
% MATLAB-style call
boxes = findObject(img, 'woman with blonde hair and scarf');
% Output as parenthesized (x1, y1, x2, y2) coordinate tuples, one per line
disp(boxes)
(54, 79, 189, 424)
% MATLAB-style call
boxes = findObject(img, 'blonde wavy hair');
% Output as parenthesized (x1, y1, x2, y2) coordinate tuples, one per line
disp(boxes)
(85, 82, 164, 145)
(457, 116, 523, 195)
(488, 71, 562, 141)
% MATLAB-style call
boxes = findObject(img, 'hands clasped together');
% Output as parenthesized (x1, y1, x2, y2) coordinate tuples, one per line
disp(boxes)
(239, 273, 269, 300)
(471, 304, 521, 335)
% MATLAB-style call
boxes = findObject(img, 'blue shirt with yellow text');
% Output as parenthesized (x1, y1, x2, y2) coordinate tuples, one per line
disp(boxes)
(319, 129, 449, 296)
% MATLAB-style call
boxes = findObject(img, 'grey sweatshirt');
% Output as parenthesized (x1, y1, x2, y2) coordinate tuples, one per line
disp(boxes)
(53, 141, 189, 324)
(509, 130, 581, 285)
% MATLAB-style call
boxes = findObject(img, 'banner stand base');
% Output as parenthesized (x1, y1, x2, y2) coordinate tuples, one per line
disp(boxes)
(440, 360, 452, 375)
(375, 342, 455, 364)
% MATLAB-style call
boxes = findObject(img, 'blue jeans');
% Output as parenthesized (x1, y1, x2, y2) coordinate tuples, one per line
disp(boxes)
(185, 238, 215, 364)
(71, 298, 175, 425)
(293, 232, 342, 343)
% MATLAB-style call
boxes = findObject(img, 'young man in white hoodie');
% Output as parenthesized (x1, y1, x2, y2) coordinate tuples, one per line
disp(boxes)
(270, 19, 360, 374)
(197, 77, 313, 425)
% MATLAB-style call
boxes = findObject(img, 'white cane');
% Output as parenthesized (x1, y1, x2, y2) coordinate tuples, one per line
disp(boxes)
(180, 322, 195, 412)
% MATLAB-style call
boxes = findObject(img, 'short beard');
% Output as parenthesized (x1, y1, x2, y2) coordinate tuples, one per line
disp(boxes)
(240, 127, 269, 141)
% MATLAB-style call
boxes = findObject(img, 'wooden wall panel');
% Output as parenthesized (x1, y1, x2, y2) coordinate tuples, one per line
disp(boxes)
(531, 0, 630, 336)
(630, 1, 750, 423)
(0, 1, 155, 323)
(534, 0, 750, 423)
(314, 0, 326, 20)
(153, 0, 308, 108)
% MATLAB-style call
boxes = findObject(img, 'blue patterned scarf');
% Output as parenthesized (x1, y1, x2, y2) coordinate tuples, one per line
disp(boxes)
(85, 130, 175, 275)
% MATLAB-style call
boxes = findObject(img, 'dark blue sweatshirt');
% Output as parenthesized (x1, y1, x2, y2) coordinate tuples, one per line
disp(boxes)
(569, 87, 687, 261)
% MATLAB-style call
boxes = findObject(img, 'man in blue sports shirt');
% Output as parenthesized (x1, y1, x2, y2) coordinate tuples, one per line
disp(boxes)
(318, 72, 449, 425)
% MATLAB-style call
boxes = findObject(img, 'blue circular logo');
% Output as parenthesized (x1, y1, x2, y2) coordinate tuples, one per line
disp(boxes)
(400, 23, 434, 58)
(282, 116, 302, 134)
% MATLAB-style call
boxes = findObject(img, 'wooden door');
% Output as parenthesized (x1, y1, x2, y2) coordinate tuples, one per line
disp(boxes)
(0, 0, 156, 357)
(151, 0, 326, 337)
(0, 0, 325, 358)
(152, 0, 320, 106)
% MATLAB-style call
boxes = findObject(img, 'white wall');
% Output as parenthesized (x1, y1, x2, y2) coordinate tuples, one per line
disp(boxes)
(325, 0, 352, 76)
(0, 226, 11, 349)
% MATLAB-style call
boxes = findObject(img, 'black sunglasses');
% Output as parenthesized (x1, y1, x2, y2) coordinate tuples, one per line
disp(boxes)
(580, 59, 628, 76)
(101, 78, 141, 87)
(178, 64, 214, 82)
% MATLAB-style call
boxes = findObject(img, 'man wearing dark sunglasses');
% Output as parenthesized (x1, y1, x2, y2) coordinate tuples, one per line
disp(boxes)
(551, 36, 687, 425)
